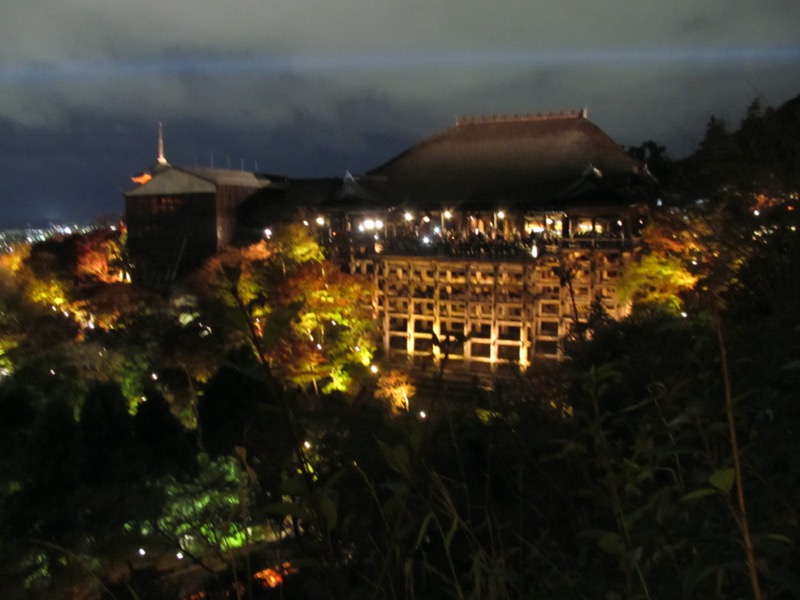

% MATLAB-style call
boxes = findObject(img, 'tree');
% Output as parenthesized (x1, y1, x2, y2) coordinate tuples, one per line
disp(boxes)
(193, 227, 377, 395)
(619, 216, 699, 313)
(375, 368, 416, 413)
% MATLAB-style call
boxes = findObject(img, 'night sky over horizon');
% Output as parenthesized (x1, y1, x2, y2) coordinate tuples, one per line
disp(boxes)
(1, 1, 799, 228)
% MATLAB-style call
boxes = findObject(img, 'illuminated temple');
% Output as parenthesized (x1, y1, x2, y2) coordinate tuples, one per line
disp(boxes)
(125, 110, 655, 371)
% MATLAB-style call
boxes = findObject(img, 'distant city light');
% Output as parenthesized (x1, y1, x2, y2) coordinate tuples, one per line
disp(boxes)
(444, 210, 452, 219)
(497, 210, 505, 219)
(370, 365, 379, 374)
(315, 216, 325, 226)
(404, 212, 413, 221)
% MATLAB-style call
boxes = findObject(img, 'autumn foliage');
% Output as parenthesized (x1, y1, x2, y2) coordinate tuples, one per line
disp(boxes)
(193, 226, 376, 393)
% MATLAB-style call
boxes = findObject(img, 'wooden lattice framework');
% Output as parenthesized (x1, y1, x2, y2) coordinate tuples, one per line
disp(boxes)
(345, 244, 633, 374)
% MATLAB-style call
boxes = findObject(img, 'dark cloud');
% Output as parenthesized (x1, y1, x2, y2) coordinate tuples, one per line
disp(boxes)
(1, 1, 798, 225)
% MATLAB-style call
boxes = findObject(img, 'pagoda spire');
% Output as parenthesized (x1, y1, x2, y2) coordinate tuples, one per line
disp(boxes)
(157, 122, 168, 166)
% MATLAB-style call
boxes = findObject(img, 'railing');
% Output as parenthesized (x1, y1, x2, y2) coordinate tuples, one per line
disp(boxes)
(327, 232, 637, 261)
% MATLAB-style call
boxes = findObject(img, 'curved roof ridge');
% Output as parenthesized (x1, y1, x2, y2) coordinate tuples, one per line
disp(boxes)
(455, 108, 588, 127)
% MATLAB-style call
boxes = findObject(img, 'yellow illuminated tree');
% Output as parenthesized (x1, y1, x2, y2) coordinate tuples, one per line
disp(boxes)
(375, 369, 416, 413)
(619, 218, 699, 312)
(193, 227, 377, 395)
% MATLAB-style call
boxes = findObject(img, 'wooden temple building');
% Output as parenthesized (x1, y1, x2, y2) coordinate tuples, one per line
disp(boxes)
(125, 110, 655, 371)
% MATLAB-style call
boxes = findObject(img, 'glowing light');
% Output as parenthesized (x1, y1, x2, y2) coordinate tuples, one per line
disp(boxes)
(422, 215, 430, 223)
(49, 369, 55, 375)
(444, 210, 452, 219)
(131, 172, 153, 185)
(264, 228, 272, 239)
(138, 548, 146, 556)
(151, 373, 158, 380)
(370, 365, 379, 374)
(419, 411, 427, 419)
(433, 226, 441, 234)
(363, 218, 375, 230)
(404, 212, 413, 221)
(315, 216, 325, 226)
(303, 220, 309, 226)
(254, 562, 297, 589)
(681, 312, 688, 318)
(531, 245, 538, 258)
(753, 209, 760, 216)
(176, 552, 184, 560)
(304, 441, 311, 449)
(496, 210, 505, 219)
(422, 236, 430, 244)
(375, 219, 384, 229)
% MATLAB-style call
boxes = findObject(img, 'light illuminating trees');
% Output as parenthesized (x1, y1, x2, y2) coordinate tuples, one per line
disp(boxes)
(193, 224, 377, 395)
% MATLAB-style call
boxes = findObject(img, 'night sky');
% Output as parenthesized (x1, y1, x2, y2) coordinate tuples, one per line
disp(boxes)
(1, 1, 799, 227)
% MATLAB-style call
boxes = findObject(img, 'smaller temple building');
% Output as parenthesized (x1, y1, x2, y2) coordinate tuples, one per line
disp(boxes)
(124, 128, 280, 285)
